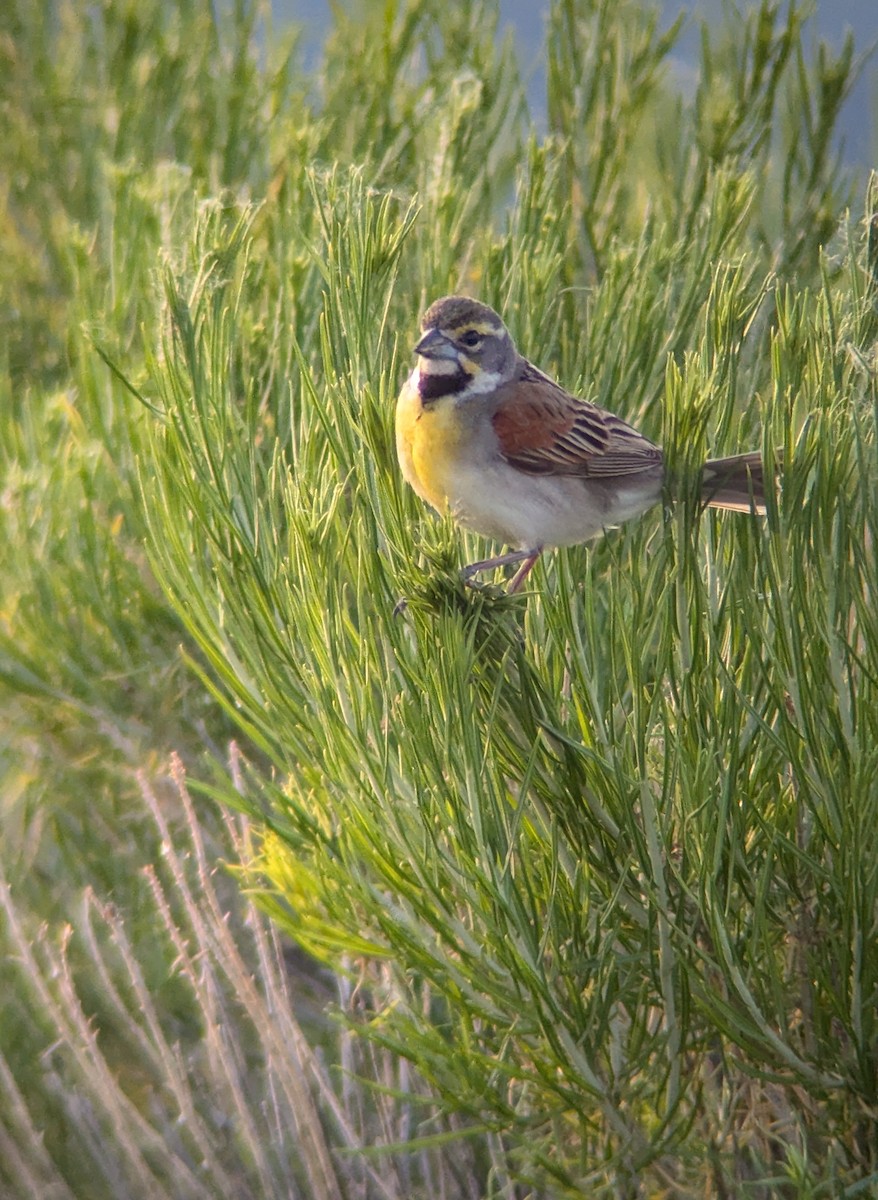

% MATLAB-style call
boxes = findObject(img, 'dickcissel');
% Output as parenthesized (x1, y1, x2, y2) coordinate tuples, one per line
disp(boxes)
(396, 295, 767, 592)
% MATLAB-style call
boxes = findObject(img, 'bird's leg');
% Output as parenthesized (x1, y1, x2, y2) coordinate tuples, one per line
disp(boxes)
(461, 549, 531, 579)
(461, 547, 542, 592)
(506, 549, 542, 592)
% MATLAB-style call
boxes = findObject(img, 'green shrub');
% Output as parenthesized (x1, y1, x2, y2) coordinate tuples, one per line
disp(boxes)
(2, 0, 876, 1195)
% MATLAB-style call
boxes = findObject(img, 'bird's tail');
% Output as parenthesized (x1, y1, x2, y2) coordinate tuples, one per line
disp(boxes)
(700, 451, 769, 514)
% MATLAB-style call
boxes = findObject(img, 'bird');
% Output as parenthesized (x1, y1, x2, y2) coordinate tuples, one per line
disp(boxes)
(396, 295, 768, 593)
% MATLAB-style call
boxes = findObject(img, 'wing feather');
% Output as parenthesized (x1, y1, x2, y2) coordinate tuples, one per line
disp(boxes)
(490, 361, 663, 479)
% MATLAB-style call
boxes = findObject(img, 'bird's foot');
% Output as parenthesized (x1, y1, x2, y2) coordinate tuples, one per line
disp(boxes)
(461, 548, 542, 593)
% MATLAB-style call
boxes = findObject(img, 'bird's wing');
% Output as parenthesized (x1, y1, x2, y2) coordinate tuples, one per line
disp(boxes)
(490, 362, 663, 478)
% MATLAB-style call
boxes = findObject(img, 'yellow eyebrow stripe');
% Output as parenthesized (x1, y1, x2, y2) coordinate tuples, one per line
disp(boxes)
(448, 320, 501, 337)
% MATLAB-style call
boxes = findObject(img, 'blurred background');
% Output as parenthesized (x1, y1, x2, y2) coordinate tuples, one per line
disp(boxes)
(278, 0, 877, 169)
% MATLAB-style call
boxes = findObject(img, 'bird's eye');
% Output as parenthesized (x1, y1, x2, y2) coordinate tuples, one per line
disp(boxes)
(459, 330, 482, 348)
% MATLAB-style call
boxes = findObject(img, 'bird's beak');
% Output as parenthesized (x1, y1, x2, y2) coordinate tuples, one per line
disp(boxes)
(414, 327, 457, 360)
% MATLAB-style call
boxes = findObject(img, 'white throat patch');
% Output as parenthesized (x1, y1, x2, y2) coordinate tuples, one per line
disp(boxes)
(460, 369, 504, 396)
(417, 357, 461, 377)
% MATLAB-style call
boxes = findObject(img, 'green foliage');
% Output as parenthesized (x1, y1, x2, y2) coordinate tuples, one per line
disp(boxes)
(140, 169, 878, 1194)
(2, 0, 877, 1196)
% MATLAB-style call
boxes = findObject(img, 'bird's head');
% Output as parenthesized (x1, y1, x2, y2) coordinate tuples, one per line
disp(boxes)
(413, 296, 517, 402)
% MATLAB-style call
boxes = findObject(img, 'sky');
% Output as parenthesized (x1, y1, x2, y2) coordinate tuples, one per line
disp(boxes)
(273, 0, 877, 170)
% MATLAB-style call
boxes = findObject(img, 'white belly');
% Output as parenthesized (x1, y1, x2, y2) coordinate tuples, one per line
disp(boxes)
(448, 460, 662, 549)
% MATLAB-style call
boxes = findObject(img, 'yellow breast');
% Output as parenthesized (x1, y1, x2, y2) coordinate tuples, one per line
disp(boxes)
(395, 374, 467, 515)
